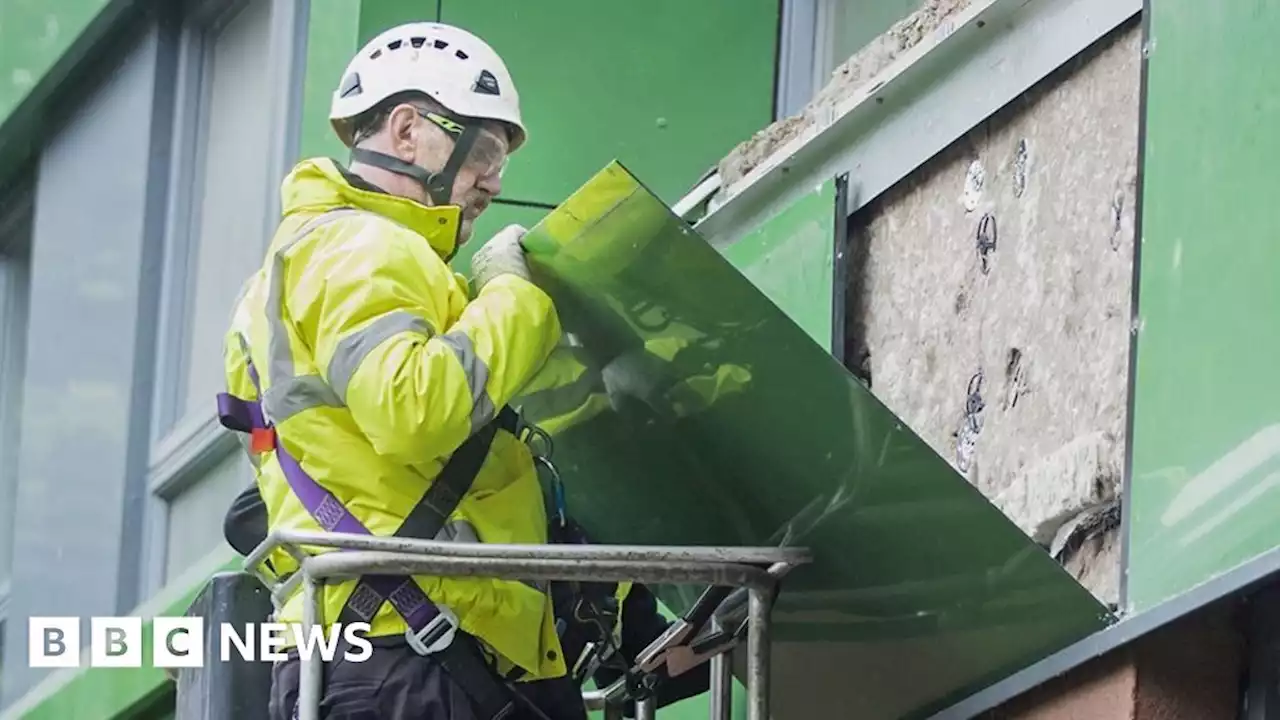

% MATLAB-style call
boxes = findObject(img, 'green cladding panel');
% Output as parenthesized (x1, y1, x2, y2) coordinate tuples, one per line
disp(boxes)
(297, 0, 361, 160)
(357, 0, 441, 49)
(516, 162, 1112, 719)
(0, 0, 112, 128)
(720, 179, 837, 353)
(436, 0, 778, 207)
(354, 0, 779, 283)
(1125, 2, 1280, 611)
(451, 202, 551, 277)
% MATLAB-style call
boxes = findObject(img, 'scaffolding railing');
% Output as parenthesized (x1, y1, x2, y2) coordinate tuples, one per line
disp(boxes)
(245, 530, 811, 720)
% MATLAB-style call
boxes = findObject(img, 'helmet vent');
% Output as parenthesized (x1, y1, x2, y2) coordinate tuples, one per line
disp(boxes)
(434, 39, 449, 49)
(410, 36, 426, 48)
(338, 71, 362, 98)
(473, 69, 500, 96)
(455, 49, 469, 60)
(369, 49, 382, 60)
(388, 39, 403, 50)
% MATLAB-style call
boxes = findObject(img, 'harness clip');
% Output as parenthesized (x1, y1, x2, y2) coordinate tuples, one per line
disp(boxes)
(534, 456, 567, 528)
(405, 604, 460, 657)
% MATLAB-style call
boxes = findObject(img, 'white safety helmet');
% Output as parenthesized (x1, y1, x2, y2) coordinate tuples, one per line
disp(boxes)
(330, 22, 527, 151)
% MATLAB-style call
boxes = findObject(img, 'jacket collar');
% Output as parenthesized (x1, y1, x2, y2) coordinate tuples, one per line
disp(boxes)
(278, 157, 463, 261)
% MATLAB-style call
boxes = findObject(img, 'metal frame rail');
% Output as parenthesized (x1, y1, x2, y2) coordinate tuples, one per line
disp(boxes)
(246, 530, 810, 720)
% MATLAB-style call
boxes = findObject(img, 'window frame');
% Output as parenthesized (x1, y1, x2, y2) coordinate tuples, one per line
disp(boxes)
(0, 174, 34, 625)
(140, 0, 307, 595)
(776, 0, 822, 119)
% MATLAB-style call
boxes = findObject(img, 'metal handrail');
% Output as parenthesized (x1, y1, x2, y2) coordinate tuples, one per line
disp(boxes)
(302, 550, 778, 589)
(247, 529, 809, 574)
(245, 531, 811, 720)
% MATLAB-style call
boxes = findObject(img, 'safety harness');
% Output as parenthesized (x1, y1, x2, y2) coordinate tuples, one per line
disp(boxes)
(217, 313, 530, 718)
(219, 380, 528, 718)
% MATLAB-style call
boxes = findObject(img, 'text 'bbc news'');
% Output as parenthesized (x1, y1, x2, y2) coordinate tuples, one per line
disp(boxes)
(27, 617, 373, 668)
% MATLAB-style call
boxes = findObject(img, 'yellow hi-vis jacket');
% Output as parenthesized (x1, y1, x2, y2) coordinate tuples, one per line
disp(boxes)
(222, 157, 566, 680)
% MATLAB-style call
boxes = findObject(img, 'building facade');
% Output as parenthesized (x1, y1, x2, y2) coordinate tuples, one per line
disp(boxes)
(0, 0, 1277, 718)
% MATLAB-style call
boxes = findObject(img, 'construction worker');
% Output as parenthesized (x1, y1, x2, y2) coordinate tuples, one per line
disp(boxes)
(216, 21, 570, 720)
(214, 20, 721, 720)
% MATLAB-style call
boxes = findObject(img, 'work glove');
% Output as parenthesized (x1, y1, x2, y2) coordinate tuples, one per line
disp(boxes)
(469, 224, 532, 293)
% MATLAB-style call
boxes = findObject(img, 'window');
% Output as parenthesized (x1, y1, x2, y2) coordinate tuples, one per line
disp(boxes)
(777, 0, 930, 116)
(164, 452, 248, 579)
(144, 0, 303, 588)
(155, 0, 277, 439)
(0, 179, 33, 620)
(817, 0, 923, 80)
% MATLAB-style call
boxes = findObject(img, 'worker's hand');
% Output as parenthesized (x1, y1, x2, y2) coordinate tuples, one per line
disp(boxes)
(470, 224, 531, 293)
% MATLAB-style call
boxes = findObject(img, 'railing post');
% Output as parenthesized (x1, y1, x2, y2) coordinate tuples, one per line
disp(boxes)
(709, 617, 733, 720)
(297, 573, 324, 720)
(248, 535, 808, 720)
(747, 587, 772, 720)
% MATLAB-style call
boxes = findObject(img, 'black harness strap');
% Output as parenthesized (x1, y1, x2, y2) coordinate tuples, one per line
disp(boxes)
(398, 406, 518, 542)
(335, 405, 522, 720)
(336, 406, 520, 631)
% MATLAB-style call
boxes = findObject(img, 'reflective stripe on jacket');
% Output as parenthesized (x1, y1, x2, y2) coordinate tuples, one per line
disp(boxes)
(222, 157, 565, 680)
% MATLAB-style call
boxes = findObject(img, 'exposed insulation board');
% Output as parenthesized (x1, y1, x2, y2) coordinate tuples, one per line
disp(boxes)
(844, 20, 1142, 606)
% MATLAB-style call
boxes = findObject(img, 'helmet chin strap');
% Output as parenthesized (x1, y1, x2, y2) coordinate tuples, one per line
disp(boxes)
(349, 122, 481, 207)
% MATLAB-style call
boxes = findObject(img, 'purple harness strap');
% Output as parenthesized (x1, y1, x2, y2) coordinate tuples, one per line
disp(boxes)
(217, 367, 445, 634)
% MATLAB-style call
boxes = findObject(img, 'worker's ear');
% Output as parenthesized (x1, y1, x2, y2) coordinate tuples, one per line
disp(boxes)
(386, 103, 420, 162)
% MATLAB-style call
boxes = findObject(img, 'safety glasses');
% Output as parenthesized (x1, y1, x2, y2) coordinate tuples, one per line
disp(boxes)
(417, 108, 510, 180)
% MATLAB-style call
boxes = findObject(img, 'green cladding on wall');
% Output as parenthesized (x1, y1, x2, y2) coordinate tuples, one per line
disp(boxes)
(1125, 2, 1280, 611)
(720, 179, 839, 354)
(355, 0, 778, 275)
(515, 161, 1112, 719)
(0, 0, 112, 129)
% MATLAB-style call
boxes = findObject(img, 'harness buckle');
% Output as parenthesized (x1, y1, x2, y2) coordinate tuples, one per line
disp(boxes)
(405, 603, 460, 656)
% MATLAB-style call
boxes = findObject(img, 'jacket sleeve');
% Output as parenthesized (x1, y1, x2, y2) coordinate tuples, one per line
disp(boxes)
(513, 343, 610, 432)
(300, 222, 562, 464)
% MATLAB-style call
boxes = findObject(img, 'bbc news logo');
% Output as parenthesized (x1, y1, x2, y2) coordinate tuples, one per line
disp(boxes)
(28, 617, 373, 668)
